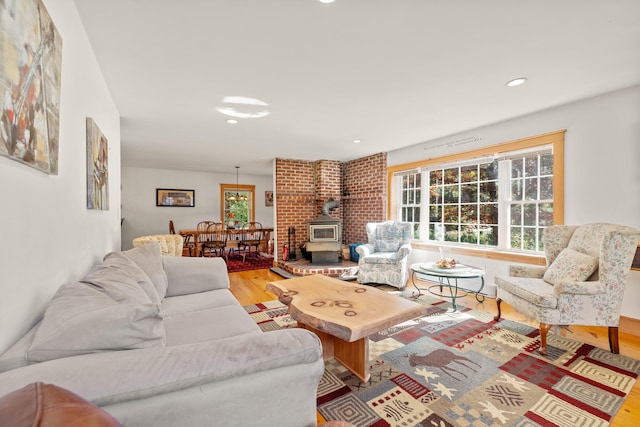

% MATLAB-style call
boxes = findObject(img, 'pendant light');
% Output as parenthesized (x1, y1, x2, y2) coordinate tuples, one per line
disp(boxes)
(227, 166, 247, 201)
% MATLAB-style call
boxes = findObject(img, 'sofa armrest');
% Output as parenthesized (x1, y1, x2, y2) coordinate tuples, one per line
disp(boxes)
(0, 329, 322, 408)
(162, 256, 230, 297)
(508, 264, 546, 278)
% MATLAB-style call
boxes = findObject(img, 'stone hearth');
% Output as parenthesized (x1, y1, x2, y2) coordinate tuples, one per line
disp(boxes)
(275, 258, 358, 280)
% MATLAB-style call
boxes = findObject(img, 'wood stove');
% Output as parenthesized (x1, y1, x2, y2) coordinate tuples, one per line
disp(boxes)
(306, 198, 342, 263)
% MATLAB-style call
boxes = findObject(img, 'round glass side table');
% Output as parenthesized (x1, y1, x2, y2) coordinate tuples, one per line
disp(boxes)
(410, 262, 485, 311)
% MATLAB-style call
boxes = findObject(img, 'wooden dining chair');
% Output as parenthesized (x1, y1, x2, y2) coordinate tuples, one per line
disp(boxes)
(201, 222, 227, 258)
(195, 221, 215, 256)
(238, 222, 263, 262)
(170, 220, 194, 256)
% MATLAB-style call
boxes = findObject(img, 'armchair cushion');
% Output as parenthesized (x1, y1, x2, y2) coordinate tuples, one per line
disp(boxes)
(494, 276, 557, 308)
(362, 252, 398, 265)
(542, 248, 598, 287)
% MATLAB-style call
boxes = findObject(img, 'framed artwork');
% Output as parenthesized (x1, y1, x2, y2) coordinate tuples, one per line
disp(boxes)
(265, 190, 273, 206)
(86, 118, 109, 210)
(632, 243, 640, 271)
(156, 189, 195, 207)
(0, 0, 63, 174)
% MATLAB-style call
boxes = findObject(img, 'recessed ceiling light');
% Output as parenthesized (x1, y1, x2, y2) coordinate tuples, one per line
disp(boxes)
(506, 77, 527, 87)
(318, 0, 335, 3)
(226, 119, 238, 124)
(353, 139, 361, 144)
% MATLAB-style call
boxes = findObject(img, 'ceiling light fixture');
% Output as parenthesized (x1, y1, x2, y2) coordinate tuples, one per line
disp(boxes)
(318, 0, 335, 3)
(353, 139, 361, 144)
(506, 77, 527, 87)
(216, 96, 271, 119)
(227, 166, 247, 201)
(226, 119, 238, 124)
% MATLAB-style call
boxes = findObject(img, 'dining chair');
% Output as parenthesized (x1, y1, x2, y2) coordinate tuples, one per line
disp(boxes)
(201, 222, 227, 258)
(169, 220, 194, 256)
(196, 221, 215, 256)
(238, 222, 264, 262)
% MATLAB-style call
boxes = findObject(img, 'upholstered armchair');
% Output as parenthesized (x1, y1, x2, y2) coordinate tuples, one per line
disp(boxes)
(494, 223, 640, 355)
(132, 234, 183, 256)
(356, 221, 413, 289)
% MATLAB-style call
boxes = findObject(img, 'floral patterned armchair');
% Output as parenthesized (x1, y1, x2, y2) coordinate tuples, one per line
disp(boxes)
(494, 223, 639, 355)
(356, 221, 413, 289)
(132, 234, 184, 257)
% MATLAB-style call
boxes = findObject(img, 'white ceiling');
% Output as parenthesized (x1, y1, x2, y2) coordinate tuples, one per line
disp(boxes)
(74, 0, 640, 176)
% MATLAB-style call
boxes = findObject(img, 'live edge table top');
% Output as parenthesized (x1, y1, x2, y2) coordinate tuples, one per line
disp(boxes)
(266, 275, 427, 342)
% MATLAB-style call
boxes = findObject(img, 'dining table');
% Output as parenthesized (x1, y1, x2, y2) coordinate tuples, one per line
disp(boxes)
(178, 226, 273, 257)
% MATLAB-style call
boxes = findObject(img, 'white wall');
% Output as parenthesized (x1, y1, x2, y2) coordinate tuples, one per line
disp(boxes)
(0, 0, 121, 353)
(389, 85, 640, 319)
(121, 167, 274, 250)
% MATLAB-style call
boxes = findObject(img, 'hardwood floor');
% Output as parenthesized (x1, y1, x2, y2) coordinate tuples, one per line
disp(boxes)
(228, 269, 640, 426)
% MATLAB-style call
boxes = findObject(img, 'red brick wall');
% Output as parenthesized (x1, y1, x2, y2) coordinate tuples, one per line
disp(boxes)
(342, 153, 387, 244)
(275, 154, 387, 260)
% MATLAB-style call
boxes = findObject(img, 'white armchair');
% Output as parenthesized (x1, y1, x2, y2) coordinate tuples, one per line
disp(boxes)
(494, 223, 639, 355)
(356, 221, 413, 289)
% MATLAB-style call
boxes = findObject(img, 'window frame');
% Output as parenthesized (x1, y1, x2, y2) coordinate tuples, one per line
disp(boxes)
(219, 183, 256, 225)
(387, 130, 565, 265)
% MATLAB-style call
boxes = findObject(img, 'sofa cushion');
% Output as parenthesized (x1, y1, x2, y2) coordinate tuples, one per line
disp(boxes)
(542, 248, 599, 287)
(160, 289, 241, 317)
(163, 303, 260, 346)
(0, 382, 122, 427)
(163, 256, 230, 297)
(0, 326, 38, 373)
(27, 282, 165, 363)
(83, 254, 156, 305)
(119, 241, 169, 300)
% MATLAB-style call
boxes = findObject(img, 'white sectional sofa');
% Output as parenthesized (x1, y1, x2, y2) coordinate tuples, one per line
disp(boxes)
(0, 242, 324, 427)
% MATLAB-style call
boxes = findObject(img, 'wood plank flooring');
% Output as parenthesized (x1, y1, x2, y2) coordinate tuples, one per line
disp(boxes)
(228, 269, 640, 426)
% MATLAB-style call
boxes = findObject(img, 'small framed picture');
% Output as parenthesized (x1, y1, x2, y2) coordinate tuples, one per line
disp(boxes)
(632, 243, 640, 271)
(265, 190, 273, 206)
(156, 189, 195, 207)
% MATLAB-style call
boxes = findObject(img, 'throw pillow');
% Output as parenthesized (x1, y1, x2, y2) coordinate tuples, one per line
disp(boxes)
(120, 241, 169, 300)
(542, 248, 599, 287)
(82, 255, 157, 305)
(27, 282, 165, 363)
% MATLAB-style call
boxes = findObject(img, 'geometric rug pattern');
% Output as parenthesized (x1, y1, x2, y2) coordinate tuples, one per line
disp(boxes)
(244, 296, 640, 427)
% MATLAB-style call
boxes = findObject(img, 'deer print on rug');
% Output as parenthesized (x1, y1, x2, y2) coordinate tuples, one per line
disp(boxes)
(408, 349, 482, 381)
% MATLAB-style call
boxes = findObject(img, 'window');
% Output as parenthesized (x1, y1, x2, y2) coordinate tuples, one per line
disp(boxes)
(220, 184, 255, 226)
(392, 131, 564, 254)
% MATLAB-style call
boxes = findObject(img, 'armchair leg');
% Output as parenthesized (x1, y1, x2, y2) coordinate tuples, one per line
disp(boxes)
(609, 327, 620, 354)
(538, 323, 552, 355)
(493, 298, 502, 321)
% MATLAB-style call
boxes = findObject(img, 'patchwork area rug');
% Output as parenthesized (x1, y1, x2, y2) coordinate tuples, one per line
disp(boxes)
(244, 298, 640, 427)
(205, 252, 273, 273)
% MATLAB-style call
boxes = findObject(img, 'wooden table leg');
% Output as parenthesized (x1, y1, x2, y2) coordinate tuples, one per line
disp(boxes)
(299, 323, 370, 382)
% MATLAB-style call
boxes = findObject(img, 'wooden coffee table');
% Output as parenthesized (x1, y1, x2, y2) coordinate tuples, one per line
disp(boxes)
(266, 275, 427, 381)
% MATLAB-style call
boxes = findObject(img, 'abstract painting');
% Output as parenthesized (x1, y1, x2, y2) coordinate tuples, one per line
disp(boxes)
(0, 0, 63, 174)
(86, 118, 109, 210)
